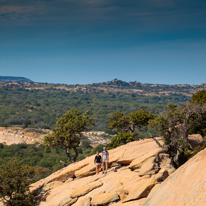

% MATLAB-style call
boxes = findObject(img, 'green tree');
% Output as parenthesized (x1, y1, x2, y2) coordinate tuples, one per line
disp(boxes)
(108, 112, 130, 133)
(43, 107, 94, 163)
(149, 102, 206, 168)
(0, 123, 10, 127)
(22, 120, 31, 128)
(108, 109, 155, 134)
(0, 160, 35, 206)
(190, 89, 206, 136)
(191, 89, 206, 104)
(90, 144, 105, 155)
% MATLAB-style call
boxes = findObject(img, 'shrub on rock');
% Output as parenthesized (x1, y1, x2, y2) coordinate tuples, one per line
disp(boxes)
(0, 160, 35, 206)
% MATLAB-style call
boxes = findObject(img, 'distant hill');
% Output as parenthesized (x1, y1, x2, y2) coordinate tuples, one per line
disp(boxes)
(0, 78, 204, 97)
(0, 76, 33, 83)
(0, 79, 205, 132)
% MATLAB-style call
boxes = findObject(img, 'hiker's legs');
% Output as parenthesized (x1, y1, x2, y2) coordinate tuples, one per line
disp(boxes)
(96, 165, 98, 174)
(102, 161, 106, 173)
(103, 165, 105, 172)
(97, 165, 100, 174)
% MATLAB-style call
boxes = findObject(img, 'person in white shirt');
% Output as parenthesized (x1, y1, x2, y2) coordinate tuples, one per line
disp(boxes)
(101, 147, 109, 174)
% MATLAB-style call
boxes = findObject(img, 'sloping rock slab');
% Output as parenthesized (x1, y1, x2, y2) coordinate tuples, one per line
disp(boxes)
(30, 157, 91, 192)
(91, 191, 119, 205)
(112, 198, 146, 206)
(143, 148, 206, 206)
(77, 197, 91, 206)
(43, 181, 64, 191)
(122, 176, 155, 203)
(129, 148, 163, 170)
(70, 180, 103, 198)
(117, 138, 163, 166)
(37, 175, 102, 206)
(75, 164, 96, 178)
(59, 197, 77, 206)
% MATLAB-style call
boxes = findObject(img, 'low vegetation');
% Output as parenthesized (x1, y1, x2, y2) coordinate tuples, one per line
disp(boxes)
(0, 160, 35, 206)
(149, 90, 206, 168)
(1, 82, 206, 203)
(107, 109, 155, 149)
(0, 81, 191, 133)
(0, 142, 104, 182)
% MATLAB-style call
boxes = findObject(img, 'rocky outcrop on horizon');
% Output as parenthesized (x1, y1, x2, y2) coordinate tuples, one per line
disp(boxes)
(1, 79, 206, 97)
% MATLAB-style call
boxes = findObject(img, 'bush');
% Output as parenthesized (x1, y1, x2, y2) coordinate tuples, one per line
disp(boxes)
(81, 141, 92, 149)
(0, 160, 35, 206)
(90, 144, 105, 155)
(191, 141, 206, 157)
(0, 123, 10, 127)
(106, 132, 137, 149)
(22, 120, 31, 128)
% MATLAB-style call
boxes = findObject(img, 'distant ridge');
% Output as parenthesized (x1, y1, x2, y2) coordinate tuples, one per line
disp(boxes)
(0, 76, 33, 83)
(0, 78, 205, 97)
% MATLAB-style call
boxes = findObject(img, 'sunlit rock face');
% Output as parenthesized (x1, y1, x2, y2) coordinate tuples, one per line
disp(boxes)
(29, 137, 176, 206)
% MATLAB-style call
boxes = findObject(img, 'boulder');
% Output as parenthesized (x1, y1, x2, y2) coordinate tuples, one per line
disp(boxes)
(70, 180, 103, 198)
(59, 197, 77, 206)
(64, 178, 73, 184)
(115, 189, 128, 201)
(143, 148, 206, 206)
(91, 191, 120, 205)
(158, 153, 175, 172)
(129, 148, 163, 170)
(154, 169, 169, 183)
(77, 197, 91, 206)
(138, 156, 159, 177)
(188, 134, 203, 149)
(118, 138, 163, 167)
(134, 151, 175, 177)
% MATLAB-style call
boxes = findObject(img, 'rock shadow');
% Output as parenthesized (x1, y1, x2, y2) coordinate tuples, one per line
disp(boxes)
(34, 190, 51, 206)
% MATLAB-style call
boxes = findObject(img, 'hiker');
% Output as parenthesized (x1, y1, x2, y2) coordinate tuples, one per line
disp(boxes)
(94, 151, 102, 175)
(102, 147, 109, 174)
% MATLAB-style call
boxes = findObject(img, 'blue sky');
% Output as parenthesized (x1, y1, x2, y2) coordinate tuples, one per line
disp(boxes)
(0, 0, 206, 85)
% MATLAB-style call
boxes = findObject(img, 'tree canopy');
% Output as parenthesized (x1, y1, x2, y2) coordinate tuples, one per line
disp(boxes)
(189, 89, 206, 136)
(43, 107, 94, 163)
(108, 109, 155, 134)
(107, 109, 154, 149)
(0, 160, 35, 206)
(149, 101, 206, 168)
(107, 132, 137, 150)
(191, 89, 206, 104)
